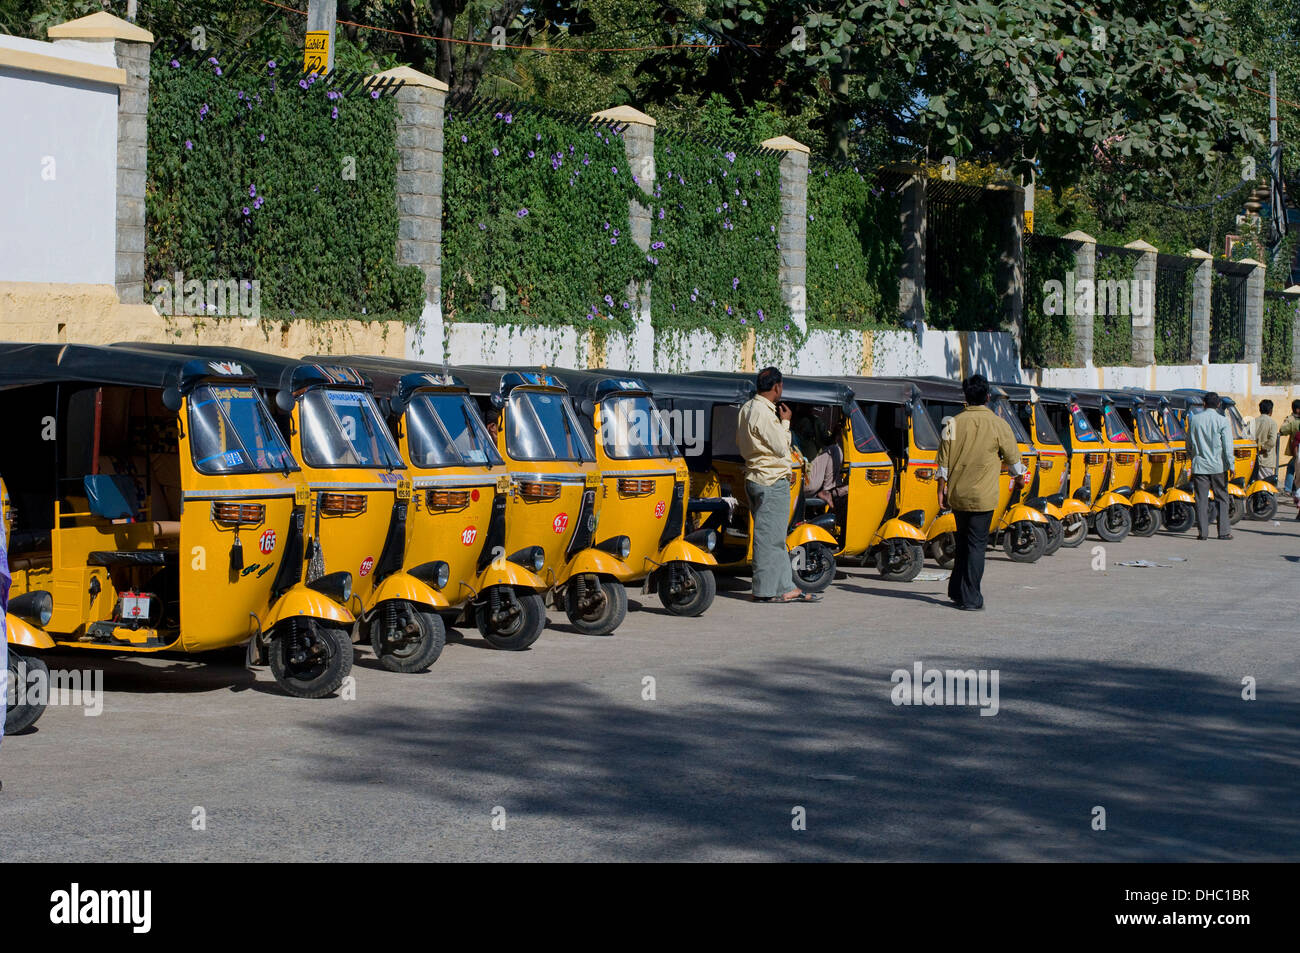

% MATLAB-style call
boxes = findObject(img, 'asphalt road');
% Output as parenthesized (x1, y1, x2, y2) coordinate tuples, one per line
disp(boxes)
(3, 509, 1298, 862)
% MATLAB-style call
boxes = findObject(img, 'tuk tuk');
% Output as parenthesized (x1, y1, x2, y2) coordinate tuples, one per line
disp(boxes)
(317, 356, 550, 650)
(456, 367, 634, 636)
(995, 383, 1091, 548)
(896, 377, 1051, 563)
(1136, 390, 1201, 532)
(0, 343, 355, 698)
(541, 368, 719, 615)
(1173, 389, 1273, 522)
(121, 344, 451, 675)
(1071, 389, 1165, 536)
(619, 371, 839, 592)
(4, 474, 52, 734)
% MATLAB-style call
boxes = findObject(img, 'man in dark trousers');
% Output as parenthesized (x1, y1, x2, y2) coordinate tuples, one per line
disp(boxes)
(936, 374, 1026, 611)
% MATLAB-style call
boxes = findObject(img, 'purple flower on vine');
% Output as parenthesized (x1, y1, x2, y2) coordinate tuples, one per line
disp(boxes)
(528, 150, 535, 158)
(492, 148, 499, 157)
(242, 207, 250, 216)
(249, 184, 257, 198)
(370, 90, 379, 99)
(299, 79, 308, 89)
(171, 59, 180, 68)
(258, 133, 265, 142)
(185, 139, 193, 150)
(267, 60, 276, 69)
(461, 134, 468, 143)
(516, 208, 528, 218)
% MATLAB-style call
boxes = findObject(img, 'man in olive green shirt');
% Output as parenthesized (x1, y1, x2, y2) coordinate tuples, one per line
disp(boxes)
(936, 375, 1026, 611)
(1255, 399, 1278, 480)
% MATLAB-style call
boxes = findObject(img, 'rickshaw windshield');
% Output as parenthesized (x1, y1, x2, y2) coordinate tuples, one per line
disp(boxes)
(600, 394, 676, 459)
(406, 392, 503, 469)
(1029, 404, 1062, 445)
(912, 404, 941, 451)
(1130, 408, 1164, 444)
(1070, 405, 1101, 443)
(1103, 405, 1134, 442)
(300, 388, 405, 469)
(1224, 405, 1246, 438)
(848, 404, 885, 453)
(507, 389, 595, 462)
(189, 384, 298, 474)
(991, 398, 1031, 443)
(1161, 408, 1186, 440)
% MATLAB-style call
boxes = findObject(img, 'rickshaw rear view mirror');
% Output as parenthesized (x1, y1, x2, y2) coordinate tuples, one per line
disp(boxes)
(580, 398, 595, 417)
(275, 390, 296, 414)
(161, 387, 182, 412)
(489, 391, 504, 409)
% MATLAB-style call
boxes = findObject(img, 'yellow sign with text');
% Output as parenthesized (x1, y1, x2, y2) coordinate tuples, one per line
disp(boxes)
(304, 31, 330, 75)
(1024, 209, 1034, 234)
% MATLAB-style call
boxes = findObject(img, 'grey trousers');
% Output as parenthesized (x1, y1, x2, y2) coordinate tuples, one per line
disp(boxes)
(746, 479, 794, 598)
(1193, 472, 1231, 538)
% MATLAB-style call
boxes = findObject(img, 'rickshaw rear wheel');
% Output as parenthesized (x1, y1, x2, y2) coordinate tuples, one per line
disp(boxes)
(1059, 516, 1088, 548)
(1093, 505, 1131, 542)
(1130, 503, 1162, 537)
(930, 533, 956, 570)
(565, 575, 628, 636)
(1002, 522, 1047, 562)
(5, 651, 48, 735)
(369, 600, 445, 673)
(477, 586, 545, 650)
(1042, 517, 1064, 555)
(794, 542, 837, 592)
(1247, 491, 1278, 521)
(658, 563, 717, 617)
(1227, 495, 1244, 525)
(268, 621, 353, 699)
(876, 541, 923, 582)
(1163, 501, 1194, 533)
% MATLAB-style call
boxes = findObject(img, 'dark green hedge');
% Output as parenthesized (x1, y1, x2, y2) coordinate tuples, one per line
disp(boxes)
(1021, 235, 1077, 367)
(146, 50, 423, 323)
(1092, 250, 1137, 366)
(442, 111, 649, 331)
(806, 165, 902, 327)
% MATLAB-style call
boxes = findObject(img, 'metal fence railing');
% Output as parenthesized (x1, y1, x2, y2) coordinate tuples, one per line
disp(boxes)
(1210, 261, 1252, 363)
(1153, 253, 1196, 364)
(1262, 289, 1300, 383)
(1022, 232, 1081, 367)
(1092, 243, 1143, 365)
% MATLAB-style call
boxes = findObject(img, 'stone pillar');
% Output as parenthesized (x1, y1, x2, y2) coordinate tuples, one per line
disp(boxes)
(369, 67, 449, 361)
(596, 106, 657, 369)
(760, 136, 810, 336)
(1125, 239, 1157, 365)
(49, 12, 154, 304)
(1240, 258, 1266, 366)
(1063, 230, 1095, 366)
(896, 164, 926, 330)
(1287, 286, 1300, 384)
(1188, 248, 1213, 364)
(990, 183, 1025, 348)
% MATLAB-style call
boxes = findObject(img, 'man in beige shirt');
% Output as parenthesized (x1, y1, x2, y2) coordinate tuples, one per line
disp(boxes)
(1255, 399, 1279, 480)
(936, 374, 1026, 611)
(737, 367, 818, 603)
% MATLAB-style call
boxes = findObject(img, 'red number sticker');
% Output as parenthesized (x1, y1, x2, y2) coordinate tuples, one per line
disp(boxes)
(654, 500, 666, 519)
(461, 526, 477, 545)
(552, 513, 569, 534)
(259, 529, 277, 554)
(359, 556, 374, 577)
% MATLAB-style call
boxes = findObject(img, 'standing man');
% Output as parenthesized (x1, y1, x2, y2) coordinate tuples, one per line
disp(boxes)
(1279, 399, 1300, 515)
(737, 367, 819, 603)
(936, 375, 1026, 611)
(1255, 399, 1279, 483)
(1186, 392, 1235, 540)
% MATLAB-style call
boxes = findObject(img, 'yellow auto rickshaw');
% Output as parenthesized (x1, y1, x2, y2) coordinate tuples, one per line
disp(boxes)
(457, 367, 635, 636)
(4, 474, 53, 734)
(1072, 389, 1165, 536)
(0, 343, 356, 698)
(1139, 390, 1199, 532)
(1174, 391, 1275, 523)
(322, 357, 551, 649)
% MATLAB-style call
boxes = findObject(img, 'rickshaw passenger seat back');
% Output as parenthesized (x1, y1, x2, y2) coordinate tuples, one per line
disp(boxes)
(84, 474, 139, 521)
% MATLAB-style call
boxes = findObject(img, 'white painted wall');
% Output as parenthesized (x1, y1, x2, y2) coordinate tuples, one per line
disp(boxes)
(0, 34, 119, 285)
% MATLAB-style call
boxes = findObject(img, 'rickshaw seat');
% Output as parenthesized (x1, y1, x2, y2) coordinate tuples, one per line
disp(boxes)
(87, 550, 174, 567)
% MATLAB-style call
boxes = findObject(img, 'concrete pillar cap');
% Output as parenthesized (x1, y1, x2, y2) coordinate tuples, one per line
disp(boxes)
(48, 11, 153, 42)
(1062, 230, 1096, 243)
(1285, 285, 1300, 294)
(1124, 239, 1158, 252)
(592, 106, 656, 127)
(1238, 258, 1263, 267)
(1186, 248, 1213, 259)
(367, 66, 449, 91)
(760, 135, 810, 155)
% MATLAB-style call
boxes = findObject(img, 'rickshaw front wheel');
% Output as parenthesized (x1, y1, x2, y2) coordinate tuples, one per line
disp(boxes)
(565, 575, 628, 636)
(369, 600, 446, 673)
(658, 563, 717, 617)
(1093, 505, 1131, 542)
(1163, 501, 1194, 533)
(929, 533, 956, 570)
(875, 541, 923, 582)
(1001, 522, 1047, 563)
(268, 621, 354, 699)
(1059, 516, 1087, 548)
(794, 542, 837, 592)
(1130, 503, 1162, 537)
(5, 651, 49, 735)
(1247, 490, 1278, 521)
(477, 586, 545, 650)
(1042, 517, 1064, 555)
(1227, 495, 1244, 525)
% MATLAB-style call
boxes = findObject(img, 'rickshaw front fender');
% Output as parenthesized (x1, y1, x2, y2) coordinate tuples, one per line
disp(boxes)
(1057, 498, 1090, 518)
(369, 572, 448, 612)
(927, 512, 956, 540)
(555, 549, 633, 585)
(1038, 501, 1063, 520)
(1003, 504, 1048, 525)
(786, 523, 837, 550)
(1161, 487, 1195, 506)
(263, 585, 356, 632)
(1226, 482, 1246, 499)
(6, 613, 55, 650)
(1246, 479, 1278, 497)
(656, 538, 718, 567)
(477, 562, 548, 593)
(876, 518, 926, 543)
(1130, 490, 1163, 509)
(1092, 491, 1132, 512)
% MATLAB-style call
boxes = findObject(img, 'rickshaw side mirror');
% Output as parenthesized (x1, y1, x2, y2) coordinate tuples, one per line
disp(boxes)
(275, 390, 295, 414)
(161, 387, 182, 412)
(580, 398, 595, 418)
(489, 391, 504, 409)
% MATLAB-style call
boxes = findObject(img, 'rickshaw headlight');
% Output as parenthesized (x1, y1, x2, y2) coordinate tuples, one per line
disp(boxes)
(10, 590, 53, 628)
(307, 571, 352, 605)
(411, 560, 451, 590)
(598, 535, 631, 560)
(509, 546, 546, 573)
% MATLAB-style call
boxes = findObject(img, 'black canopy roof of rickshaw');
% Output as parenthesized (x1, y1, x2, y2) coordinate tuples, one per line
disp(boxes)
(1064, 388, 1126, 411)
(993, 381, 1079, 406)
(1172, 387, 1237, 409)
(516, 367, 654, 402)
(450, 365, 575, 398)
(112, 343, 373, 393)
(872, 375, 970, 402)
(822, 376, 919, 405)
(303, 354, 466, 401)
(594, 369, 755, 405)
(1146, 389, 1205, 410)
(686, 370, 855, 408)
(0, 342, 255, 392)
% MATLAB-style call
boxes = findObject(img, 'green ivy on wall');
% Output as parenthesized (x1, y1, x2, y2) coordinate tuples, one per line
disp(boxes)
(1261, 292, 1298, 383)
(649, 137, 787, 339)
(146, 50, 423, 324)
(442, 110, 649, 334)
(1021, 235, 1077, 367)
(806, 164, 902, 328)
(1092, 249, 1138, 366)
